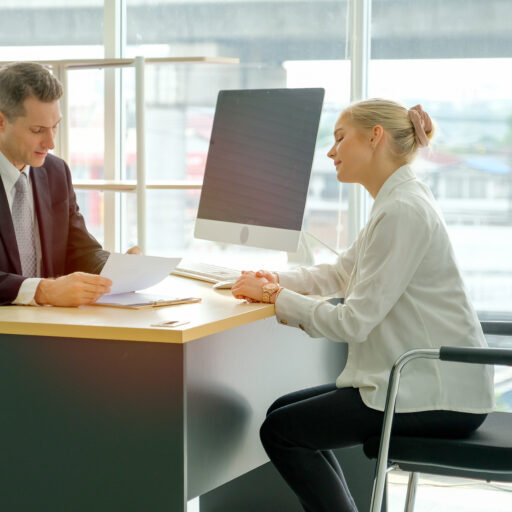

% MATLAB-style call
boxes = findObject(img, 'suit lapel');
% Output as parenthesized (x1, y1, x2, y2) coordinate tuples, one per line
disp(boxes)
(0, 178, 22, 274)
(31, 164, 53, 277)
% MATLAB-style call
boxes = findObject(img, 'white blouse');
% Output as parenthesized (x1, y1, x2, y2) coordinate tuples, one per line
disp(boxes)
(275, 165, 495, 413)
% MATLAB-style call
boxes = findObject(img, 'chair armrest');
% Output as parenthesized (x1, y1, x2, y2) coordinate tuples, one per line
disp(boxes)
(480, 321, 512, 336)
(440, 346, 512, 366)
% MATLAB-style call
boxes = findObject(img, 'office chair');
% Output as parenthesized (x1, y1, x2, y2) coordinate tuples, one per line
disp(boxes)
(364, 321, 512, 512)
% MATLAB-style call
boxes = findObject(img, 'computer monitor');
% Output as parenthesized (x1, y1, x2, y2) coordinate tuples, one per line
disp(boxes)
(194, 88, 325, 252)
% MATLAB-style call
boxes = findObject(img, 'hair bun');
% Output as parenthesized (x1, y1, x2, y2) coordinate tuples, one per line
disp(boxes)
(408, 105, 433, 148)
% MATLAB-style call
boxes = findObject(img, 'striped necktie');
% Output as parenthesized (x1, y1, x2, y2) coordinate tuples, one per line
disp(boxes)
(12, 172, 37, 277)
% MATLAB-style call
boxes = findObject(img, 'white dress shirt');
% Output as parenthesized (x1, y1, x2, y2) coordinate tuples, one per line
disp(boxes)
(0, 150, 42, 304)
(275, 165, 495, 413)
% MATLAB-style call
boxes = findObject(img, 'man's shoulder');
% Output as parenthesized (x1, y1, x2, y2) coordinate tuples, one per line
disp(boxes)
(41, 152, 68, 172)
(32, 153, 71, 183)
(31, 153, 72, 194)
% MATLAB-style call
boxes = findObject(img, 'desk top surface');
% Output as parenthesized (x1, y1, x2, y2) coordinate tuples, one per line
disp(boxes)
(0, 276, 274, 344)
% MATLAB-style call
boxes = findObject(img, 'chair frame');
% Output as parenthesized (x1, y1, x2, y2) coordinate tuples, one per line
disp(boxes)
(369, 321, 512, 512)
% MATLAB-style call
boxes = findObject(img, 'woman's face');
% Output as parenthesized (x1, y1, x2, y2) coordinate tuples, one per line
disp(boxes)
(327, 112, 373, 185)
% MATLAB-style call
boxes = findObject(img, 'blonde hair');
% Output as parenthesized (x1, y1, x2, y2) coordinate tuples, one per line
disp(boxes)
(344, 98, 434, 163)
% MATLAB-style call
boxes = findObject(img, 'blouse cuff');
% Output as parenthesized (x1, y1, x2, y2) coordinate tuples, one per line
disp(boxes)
(274, 288, 319, 334)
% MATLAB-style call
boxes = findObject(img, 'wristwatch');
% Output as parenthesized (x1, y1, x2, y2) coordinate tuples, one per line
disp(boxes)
(262, 283, 282, 304)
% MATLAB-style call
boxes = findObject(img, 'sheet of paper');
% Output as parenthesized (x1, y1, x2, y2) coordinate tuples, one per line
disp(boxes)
(99, 253, 181, 295)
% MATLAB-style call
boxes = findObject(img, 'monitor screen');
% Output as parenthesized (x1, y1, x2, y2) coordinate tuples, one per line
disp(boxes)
(195, 88, 324, 252)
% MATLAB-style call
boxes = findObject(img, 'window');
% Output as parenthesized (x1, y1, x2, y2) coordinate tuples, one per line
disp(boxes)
(369, 0, 512, 318)
(3, 0, 510, 319)
(124, 0, 351, 263)
(0, 1, 107, 243)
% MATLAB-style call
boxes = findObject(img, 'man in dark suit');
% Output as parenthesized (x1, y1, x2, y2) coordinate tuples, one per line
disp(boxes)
(0, 61, 119, 306)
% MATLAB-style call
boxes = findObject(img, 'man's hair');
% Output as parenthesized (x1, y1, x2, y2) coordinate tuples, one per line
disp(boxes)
(0, 62, 63, 121)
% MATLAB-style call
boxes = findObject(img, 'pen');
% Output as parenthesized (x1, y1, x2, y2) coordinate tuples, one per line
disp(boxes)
(151, 321, 190, 328)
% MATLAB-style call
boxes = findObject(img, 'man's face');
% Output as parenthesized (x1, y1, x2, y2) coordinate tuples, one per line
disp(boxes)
(0, 96, 61, 170)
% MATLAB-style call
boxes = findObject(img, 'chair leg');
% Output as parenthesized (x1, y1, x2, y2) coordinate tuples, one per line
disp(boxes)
(403, 472, 419, 512)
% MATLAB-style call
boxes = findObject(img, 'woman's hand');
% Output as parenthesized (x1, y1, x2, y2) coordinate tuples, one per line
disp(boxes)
(255, 270, 279, 284)
(231, 271, 271, 302)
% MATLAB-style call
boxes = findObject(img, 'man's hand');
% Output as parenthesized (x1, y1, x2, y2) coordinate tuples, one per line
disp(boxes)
(35, 272, 112, 307)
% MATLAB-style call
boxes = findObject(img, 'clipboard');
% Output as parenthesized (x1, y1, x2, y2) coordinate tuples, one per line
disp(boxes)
(94, 293, 201, 309)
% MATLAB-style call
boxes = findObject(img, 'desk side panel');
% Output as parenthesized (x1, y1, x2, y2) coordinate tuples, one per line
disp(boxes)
(186, 316, 346, 498)
(0, 334, 186, 512)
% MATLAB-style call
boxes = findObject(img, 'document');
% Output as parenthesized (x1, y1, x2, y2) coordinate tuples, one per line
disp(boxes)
(99, 253, 180, 295)
(94, 253, 197, 308)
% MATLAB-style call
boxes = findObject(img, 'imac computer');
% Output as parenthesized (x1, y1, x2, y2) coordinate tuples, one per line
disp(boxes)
(194, 88, 325, 252)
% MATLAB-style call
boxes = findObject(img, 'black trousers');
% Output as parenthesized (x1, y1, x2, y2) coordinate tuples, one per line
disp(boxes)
(259, 384, 487, 512)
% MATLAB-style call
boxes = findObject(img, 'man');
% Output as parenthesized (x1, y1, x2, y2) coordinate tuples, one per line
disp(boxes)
(0, 61, 127, 307)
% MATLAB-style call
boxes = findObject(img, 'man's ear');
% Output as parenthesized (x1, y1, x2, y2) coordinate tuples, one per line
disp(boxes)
(0, 111, 8, 133)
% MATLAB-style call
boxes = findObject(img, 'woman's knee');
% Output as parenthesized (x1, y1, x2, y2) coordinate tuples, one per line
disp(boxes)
(266, 394, 291, 417)
(260, 409, 288, 449)
(260, 411, 275, 447)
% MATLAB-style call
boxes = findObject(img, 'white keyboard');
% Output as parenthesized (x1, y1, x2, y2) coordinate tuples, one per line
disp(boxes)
(172, 261, 241, 284)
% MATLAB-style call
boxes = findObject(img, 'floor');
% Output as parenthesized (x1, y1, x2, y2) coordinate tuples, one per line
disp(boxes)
(187, 498, 200, 512)
(387, 470, 512, 512)
(186, 471, 512, 511)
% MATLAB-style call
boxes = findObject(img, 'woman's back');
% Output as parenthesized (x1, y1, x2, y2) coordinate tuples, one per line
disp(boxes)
(339, 164, 494, 413)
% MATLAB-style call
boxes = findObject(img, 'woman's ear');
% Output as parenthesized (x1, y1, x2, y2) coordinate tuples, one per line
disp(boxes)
(370, 125, 384, 149)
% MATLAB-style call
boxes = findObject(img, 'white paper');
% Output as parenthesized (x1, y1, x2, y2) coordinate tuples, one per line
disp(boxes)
(99, 253, 181, 295)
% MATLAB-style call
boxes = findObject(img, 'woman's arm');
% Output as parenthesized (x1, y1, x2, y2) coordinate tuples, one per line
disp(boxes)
(275, 201, 434, 342)
(275, 234, 361, 296)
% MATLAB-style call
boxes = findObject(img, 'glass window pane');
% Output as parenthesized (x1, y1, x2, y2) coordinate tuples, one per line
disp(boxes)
(125, 0, 350, 261)
(370, 0, 512, 319)
(68, 69, 105, 180)
(1, 2, 105, 236)
(75, 189, 105, 246)
(1, 1, 105, 182)
(0, 1, 103, 60)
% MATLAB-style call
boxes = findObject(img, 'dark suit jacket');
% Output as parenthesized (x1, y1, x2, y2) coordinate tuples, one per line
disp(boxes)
(0, 153, 109, 305)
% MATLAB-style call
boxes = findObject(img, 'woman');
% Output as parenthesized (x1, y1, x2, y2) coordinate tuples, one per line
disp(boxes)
(231, 99, 494, 512)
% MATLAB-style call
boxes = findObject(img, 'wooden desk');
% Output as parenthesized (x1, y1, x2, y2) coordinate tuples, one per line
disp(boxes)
(0, 276, 342, 511)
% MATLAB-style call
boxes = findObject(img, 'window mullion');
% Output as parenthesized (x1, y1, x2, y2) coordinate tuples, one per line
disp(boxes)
(347, 0, 372, 244)
(103, 0, 124, 252)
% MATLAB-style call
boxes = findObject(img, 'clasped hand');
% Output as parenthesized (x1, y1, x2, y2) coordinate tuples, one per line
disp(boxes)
(231, 270, 278, 303)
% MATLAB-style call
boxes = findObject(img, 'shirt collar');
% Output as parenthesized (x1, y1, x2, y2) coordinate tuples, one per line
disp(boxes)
(0, 149, 29, 195)
(370, 164, 416, 215)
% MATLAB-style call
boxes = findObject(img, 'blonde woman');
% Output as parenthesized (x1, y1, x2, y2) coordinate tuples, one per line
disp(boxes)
(231, 99, 494, 512)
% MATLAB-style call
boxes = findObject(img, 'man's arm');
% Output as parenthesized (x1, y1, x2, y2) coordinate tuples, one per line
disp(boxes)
(33, 160, 111, 306)
(61, 160, 109, 275)
(0, 270, 112, 307)
(0, 271, 28, 306)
